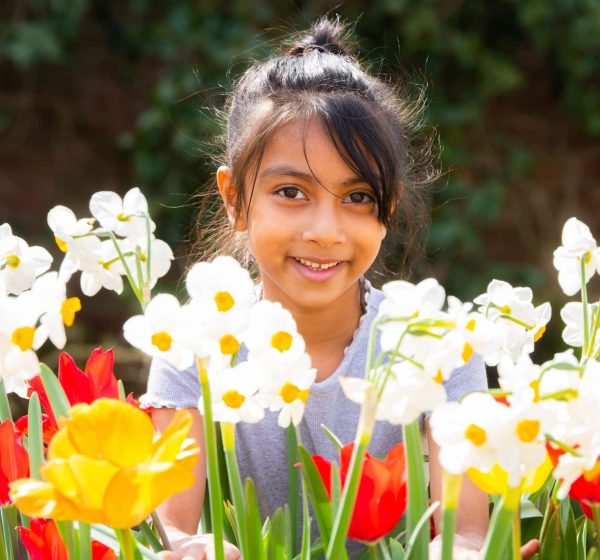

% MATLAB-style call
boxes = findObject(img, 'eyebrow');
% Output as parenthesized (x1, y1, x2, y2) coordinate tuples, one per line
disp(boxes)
(258, 164, 368, 186)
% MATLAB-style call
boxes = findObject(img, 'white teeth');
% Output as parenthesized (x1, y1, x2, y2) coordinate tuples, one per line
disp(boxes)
(295, 258, 339, 270)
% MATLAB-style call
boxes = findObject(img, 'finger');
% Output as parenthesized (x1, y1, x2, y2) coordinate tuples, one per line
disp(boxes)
(521, 538, 540, 559)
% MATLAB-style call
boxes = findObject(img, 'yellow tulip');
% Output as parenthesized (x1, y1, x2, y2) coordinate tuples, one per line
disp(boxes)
(10, 398, 199, 528)
(466, 454, 553, 495)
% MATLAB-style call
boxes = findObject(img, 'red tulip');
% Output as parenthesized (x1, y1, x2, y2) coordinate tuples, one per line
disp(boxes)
(312, 442, 407, 543)
(0, 419, 29, 504)
(17, 518, 117, 560)
(15, 413, 58, 445)
(568, 458, 600, 520)
(17, 518, 68, 560)
(25, 348, 144, 443)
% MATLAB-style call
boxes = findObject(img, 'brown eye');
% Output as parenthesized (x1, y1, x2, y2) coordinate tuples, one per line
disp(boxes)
(346, 191, 374, 204)
(275, 186, 306, 200)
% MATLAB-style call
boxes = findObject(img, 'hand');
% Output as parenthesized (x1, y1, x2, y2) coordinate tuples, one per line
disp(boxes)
(429, 534, 539, 559)
(158, 534, 241, 560)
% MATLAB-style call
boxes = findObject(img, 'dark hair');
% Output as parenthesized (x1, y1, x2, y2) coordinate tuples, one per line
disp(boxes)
(192, 16, 437, 282)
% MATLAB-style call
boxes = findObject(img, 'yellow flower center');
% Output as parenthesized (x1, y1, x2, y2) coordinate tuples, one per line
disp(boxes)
(222, 390, 245, 409)
(151, 331, 172, 352)
(271, 331, 293, 352)
(464, 424, 487, 447)
(55, 237, 68, 252)
(280, 382, 309, 404)
(61, 297, 81, 327)
(583, 460, 600, 482)
(219, 334, 240, 355)
(5, 254, 20, 268)
(516, 419, 540, 443)
(499, 304, 511, 314)
(582, 251, 592, 265)
(117, 212, 130, 222)
(529, 380, 540, 403)
(465, 319, 476, 331)
(11, 327, 36, 351)
(462, 342, 474, 363)
(533, 326, 546, 342)
(433, 369, 444, 384)
(214, 291, 235, 312)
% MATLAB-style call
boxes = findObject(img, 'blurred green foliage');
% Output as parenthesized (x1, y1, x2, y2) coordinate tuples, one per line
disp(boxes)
(2, 0, 599, 303)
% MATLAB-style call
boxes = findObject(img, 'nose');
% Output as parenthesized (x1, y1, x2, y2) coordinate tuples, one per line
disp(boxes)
(301, 201, 347, 247)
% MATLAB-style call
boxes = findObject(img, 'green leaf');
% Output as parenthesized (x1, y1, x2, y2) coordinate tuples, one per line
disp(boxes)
(245, 478, 267, 560)
(404, 501, 439, 560)
(285, 425, 299, 557)
(539, 501, 561, 560)
(267, 506, 291, 560)
(90, 525, 161, 559)
(330, 461, 341, 520)
(561, 503, 577, 560)
(297, 445, 333, 549)
(27, 392, 44, 480)
(39, 363, 70, 421)
(389, 538, 406, 560)
(320, 424, 342, 451)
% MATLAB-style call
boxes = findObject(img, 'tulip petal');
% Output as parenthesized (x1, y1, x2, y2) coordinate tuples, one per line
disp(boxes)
(50, 400, 153, 467)
(151, 409, 193, 462)
(103, 448, 198, 528)
(9, 478, 79, 519)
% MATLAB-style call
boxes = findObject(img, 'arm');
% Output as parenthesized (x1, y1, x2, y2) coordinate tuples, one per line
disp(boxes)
(427, 419, 489, 556)
(152, 408, 240, 560)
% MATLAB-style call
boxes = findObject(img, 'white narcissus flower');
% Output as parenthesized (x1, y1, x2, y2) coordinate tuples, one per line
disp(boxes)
(553, 217, 600, 296)
(257, 352, 316, 428)
(47, 205, 101, 281)
(89, 187, 155, 241)
(377, 278, 446, 353)
(375, 361, 447, 425)
(537, 350, 581, 400)
(0, 224, 52, 295)
(123, 294, 195, 370)
(0, 291, 46, 396)
(186, 256, 255, 314)
(560, 301, 599, 353)
(497, 353, 541, 402)
(204, 361, 265, 424)
(79, 240, 124, 297)
(430, 392, 507, 475)
(245, 300, 305, 359)
(30, 272, 81, 350)
(116, 236, 174, 289)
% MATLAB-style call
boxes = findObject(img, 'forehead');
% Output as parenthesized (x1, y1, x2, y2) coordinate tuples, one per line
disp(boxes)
(256, 118, 362, 183)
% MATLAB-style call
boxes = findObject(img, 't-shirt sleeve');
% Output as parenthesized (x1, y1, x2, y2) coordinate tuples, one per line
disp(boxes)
(444, 354, 488, 402)
(139, 357, 201, 409)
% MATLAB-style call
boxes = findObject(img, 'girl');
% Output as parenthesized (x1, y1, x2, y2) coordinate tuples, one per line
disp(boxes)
(143, 17, 532, 560)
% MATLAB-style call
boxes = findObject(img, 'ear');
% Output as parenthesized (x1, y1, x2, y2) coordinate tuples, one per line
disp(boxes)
(217, 166, 247, 232)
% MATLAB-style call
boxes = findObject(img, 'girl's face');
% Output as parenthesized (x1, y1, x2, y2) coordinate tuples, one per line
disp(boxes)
(218, 118, 387, 314)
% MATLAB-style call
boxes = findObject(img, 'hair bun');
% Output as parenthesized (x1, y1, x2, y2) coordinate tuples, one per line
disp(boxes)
(287, 16, 353, 57)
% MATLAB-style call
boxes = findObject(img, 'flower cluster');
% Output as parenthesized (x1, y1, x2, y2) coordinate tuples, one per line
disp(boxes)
(124, 256, 316, 428)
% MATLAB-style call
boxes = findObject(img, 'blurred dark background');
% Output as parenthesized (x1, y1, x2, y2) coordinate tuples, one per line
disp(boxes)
(2, 0, 600, 407)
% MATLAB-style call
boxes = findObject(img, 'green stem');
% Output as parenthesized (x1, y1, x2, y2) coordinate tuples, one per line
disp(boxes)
(0, 514, 7, 560)
(441, 473, 462, 560)
(197, 358, 225, 560)
(286, 424, 299, 556)
(511, 505, 522, 560)
(326, 385, 378, 559)
(79, 522, 91, 560)
(403, 421, 429, 560)
(150, 511, 171, 550)
(0, 508, 14, 560)
(107, 231, 145, 310)
(221, 422, 248, 557)
(481, 487, 521, 560)
(368, 543, 379, 560)
(57, 521, 77, 559)
(0, 379, 12, 422)
(581, 255, 590, 357)
(139, 519, 164, 552)
(593, 504, 600, 555)
(116, 528, 138, 560)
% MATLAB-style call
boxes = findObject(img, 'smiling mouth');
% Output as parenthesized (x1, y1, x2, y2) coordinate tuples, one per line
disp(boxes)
(292, 257, 341, 271)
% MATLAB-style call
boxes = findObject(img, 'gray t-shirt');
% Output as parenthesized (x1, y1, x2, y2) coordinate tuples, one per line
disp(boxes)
(141, 287, 487, 555)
